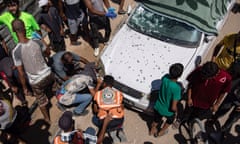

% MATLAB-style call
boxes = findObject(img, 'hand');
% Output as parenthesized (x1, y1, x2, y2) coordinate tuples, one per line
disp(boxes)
(105, 7, 117, 19)
(187, 98, 193, 107)
(211, 103, 219, 112)
(44, 46, 51, 58)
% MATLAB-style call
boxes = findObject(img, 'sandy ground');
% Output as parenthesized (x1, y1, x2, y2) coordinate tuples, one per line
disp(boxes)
(7, 0, 240, 144)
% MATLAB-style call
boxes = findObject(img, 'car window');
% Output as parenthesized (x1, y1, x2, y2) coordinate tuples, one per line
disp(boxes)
(127, 5, 202, 48)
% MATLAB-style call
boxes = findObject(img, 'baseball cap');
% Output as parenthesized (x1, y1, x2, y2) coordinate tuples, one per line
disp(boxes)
(38, 0, 48, 8)
(58, 111, 73, 131)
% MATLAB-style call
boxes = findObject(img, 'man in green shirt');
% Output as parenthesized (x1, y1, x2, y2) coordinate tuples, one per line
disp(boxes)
(0, 0, 40, 43)
(150, 63, 184, 137)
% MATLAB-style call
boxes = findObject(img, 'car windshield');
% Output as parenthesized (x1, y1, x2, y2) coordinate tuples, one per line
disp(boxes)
(127, 5, 202, 48)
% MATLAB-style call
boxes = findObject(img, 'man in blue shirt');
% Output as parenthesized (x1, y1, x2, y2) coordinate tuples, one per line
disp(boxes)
(51, 51, 89, 81)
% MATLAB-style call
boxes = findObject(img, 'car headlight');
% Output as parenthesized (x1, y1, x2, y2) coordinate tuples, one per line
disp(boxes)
(96, 59, 105, 77)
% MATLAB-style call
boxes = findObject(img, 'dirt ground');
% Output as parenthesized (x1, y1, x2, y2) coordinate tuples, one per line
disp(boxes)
(6, 0, 240, 144)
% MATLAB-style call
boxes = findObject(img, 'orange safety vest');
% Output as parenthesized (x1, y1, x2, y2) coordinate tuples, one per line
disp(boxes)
(54, 131, 84, 144)
(94, 87, 124, 119)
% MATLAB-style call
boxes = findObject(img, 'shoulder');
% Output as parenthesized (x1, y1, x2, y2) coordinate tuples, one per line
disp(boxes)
(21, 11, 34, 17)
(12, 44, 22, 55)
(0, 12, 11, 17)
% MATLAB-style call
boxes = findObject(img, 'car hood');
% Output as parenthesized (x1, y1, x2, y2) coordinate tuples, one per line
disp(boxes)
(101, 25, 197, 94)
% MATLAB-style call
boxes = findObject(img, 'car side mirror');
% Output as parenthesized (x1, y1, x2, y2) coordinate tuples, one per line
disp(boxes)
(195, 56, 201, 67)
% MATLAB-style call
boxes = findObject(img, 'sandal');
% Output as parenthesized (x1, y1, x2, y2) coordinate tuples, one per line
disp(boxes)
(118, 10, 126, 15)
(149, 126, 157, 136)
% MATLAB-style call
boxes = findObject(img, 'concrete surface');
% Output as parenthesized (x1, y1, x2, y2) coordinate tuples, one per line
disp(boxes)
(8, 0, 240, 144)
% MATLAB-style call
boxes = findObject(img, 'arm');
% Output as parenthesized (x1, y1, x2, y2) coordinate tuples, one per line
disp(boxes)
(89, 78, 102, 96)
(93, 101, 99, 114)
(187, 87, 193, 107)
(212, 92, 227, 112)
(58, 0, 67, 21)
(171, 100, 178, 112)
(97, 114, 112, 144)
(212, 40, 224, 61)
(103, 0, 110, 9)
(16, 65, 28, 93)
(79, 56, 89, 64)
(1, 38, 8, 55)
(83, 0, 106, 16)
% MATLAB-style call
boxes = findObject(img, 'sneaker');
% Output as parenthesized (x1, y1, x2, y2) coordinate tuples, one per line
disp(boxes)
(94, 48, 100, 57)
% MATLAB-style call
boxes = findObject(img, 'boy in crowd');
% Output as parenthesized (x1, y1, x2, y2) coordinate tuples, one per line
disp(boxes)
(150, 63, 184, 137)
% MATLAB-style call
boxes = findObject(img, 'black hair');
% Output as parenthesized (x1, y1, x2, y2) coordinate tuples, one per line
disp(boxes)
(12, 19, 25, 33)
(103, 75, 114, 87)
(4, 0, 19, 5)
(200, 61, 219, 79)
(228, 62, 240, 80)
(61, 52, 73, 64)
(169, 63, 184, 79)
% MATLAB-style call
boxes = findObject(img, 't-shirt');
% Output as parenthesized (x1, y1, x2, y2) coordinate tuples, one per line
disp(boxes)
(0, 99, 17, 130)
(89, 0, 105, 16)
(154, 75, 181, 117)
(215, 34, 240, 70)
(187, 67, 232, 109)
(51, 51, 81, 79)
(58, 74, 94, 105)
(12, 39, 51, 84)
(0, 11, 40, 43)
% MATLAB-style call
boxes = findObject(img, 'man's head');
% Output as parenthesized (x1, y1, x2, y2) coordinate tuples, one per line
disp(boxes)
(58, 111, 74, 132)
(200, 61, 219, 79)
(39, 0, 50, 12)
(61, 52, 74, 64)
(103, 75, 114, 87)
(169, 63, 184, 79)
(5, 0, 20, 17)
(12, 19, 26, 35)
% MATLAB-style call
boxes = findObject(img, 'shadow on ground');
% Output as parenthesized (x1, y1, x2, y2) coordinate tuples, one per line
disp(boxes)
(20, 119, 51, 144)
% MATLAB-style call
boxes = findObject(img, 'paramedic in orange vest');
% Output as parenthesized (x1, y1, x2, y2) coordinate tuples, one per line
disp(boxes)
(93, 75, 124, 130)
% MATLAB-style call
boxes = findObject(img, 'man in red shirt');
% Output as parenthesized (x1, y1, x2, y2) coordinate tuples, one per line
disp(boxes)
(185, 61, 232, 121)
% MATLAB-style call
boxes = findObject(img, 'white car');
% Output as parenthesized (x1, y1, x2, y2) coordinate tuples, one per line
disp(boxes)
(99, 0, 235, 113)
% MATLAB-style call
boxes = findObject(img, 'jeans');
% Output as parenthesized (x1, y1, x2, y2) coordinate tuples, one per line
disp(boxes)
(72, 93, 92, 114)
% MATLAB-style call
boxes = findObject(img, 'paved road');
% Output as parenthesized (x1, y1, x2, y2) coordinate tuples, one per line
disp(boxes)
(13, 1, 240, 144)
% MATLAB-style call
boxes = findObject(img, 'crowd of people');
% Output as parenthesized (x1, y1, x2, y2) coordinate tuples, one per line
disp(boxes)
(0, 0, 239, 143)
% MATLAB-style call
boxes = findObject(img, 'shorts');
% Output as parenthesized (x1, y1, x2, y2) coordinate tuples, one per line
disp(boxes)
(31, 73, 55, 107)
(153, 109, 175, 124)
